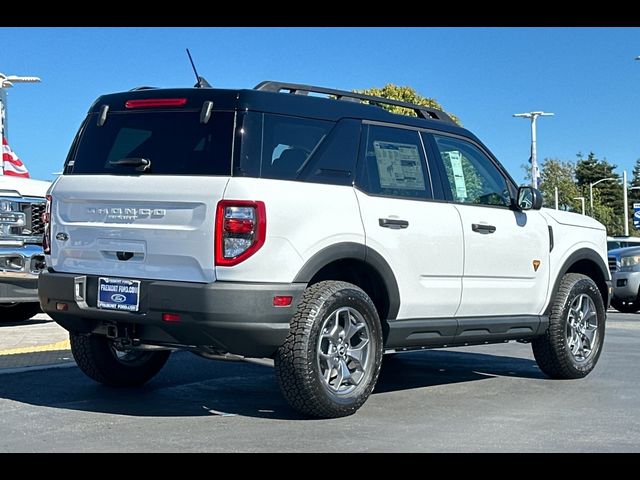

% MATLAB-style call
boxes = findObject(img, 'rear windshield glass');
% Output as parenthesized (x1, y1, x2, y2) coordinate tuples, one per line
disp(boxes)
(67, 110, 234, 175)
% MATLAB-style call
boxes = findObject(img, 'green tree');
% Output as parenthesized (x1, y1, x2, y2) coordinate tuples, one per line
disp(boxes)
(537, 153, 626, 235)
(355, 84, 461, 125)
(538, 158, 581, 211)
(575, 152, 624, 233)
(592, 189, 618, 233)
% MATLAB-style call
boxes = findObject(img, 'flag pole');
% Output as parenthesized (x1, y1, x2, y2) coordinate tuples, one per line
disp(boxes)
(0, 88, 6, 175)
(0, 72, 41, 176)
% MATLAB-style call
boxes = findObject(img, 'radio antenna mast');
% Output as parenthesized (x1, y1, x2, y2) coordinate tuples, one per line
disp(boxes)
(186, 49, 211, 89)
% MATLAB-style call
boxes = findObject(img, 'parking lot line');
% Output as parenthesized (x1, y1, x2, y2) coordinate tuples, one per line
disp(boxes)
(0, 339, 70, 356)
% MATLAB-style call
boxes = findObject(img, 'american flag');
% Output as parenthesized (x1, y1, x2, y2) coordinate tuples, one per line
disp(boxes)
(1, 136, 30, 178)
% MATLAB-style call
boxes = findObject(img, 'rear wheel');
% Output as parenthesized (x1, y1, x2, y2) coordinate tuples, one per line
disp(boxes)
(532, 273, 605, 379)
(70, 333, 170, 387)
(611, 297, 640, 314)
(275, 281, 383, 418)
(0, 302, 42, 323)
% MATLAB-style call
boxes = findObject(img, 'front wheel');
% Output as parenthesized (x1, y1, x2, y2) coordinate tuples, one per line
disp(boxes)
(532, 273, 605, 379)
(70, 333, 170, 387)
(275, 281, 383, 418)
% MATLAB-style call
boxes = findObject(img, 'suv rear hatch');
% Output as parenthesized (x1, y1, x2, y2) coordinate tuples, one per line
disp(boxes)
(48, 92, 236, 283)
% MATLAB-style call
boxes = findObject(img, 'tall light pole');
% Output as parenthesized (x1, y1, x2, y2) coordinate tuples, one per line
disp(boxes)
(0, 72, 41, 175)
(573, 196, 586, 215)
(590, 173, 633, 236)
(623, 170, 630, 236)
(589, 177, 616, 218)
(513, 111, 554, 188)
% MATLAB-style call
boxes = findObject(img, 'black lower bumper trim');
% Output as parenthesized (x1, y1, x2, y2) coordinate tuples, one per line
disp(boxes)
(39, 271, 305, 358)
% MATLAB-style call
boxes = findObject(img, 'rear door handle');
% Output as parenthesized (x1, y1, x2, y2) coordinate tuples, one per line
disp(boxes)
(472, 223, 496, 234)
(379, 218, 409, 229)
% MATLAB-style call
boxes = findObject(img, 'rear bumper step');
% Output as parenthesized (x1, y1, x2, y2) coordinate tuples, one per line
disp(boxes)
(39, 271, 305, 357)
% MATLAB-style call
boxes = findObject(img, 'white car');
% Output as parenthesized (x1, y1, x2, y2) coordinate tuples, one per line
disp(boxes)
(39, 81, 611, 417)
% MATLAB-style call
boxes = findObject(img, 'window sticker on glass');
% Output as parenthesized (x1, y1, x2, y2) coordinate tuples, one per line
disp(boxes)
(373, 141, 426, 191)
(444, 151, 467, 199)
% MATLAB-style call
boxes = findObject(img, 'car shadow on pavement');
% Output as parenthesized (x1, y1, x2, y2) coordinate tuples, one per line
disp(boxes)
(0, 318, 52, 327)
(0, 349, 544, 421)
(376, 349, 544, 394)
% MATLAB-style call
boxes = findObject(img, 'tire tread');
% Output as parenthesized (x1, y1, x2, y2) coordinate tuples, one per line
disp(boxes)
(275, 280, 382, 418)
(70, 333, 170, 387)
(532, 273, 604, 379)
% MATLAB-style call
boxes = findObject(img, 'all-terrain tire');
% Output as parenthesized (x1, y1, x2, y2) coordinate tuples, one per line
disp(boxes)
(532, 273, 605, 379)
(70, 333, 170, 387)
(274, 281, 383, 418)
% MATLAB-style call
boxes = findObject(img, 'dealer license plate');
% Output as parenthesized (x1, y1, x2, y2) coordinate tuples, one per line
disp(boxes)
(97, 277, 141, 312)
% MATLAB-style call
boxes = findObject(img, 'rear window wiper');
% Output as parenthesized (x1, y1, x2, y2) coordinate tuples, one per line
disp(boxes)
(108, 157, 151, 172)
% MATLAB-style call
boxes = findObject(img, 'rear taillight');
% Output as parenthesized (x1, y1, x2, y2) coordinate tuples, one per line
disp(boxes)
(215, 200, 266, 267)
(43, 194, 52, 254)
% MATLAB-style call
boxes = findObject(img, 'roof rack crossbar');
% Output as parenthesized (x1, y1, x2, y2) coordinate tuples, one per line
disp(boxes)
(254, 81, 455, 124)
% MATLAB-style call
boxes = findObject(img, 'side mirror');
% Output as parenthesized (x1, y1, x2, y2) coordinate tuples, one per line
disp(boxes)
(516, 186, 543, 211)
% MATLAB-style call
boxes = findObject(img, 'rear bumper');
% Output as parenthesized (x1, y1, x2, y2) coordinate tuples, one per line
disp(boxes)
(39, 271, 305, 358)
(0, 276, 39, 303)
(0, 244, 46, 303)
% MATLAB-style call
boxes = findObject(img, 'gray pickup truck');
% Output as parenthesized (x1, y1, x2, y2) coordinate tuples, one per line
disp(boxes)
(0, 176, 49, 322)
(608, 245, 640, 313)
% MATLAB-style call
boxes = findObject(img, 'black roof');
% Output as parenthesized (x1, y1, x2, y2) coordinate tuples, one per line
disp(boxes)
(88, 81, 474, 140)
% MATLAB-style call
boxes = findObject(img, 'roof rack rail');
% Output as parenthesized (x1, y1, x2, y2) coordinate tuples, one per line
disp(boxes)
(254, 81, 455, 124)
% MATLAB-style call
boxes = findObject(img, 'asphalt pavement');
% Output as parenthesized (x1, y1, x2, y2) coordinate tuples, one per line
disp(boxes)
(0, 314, 71, 369)
(0, 312, 638, 452)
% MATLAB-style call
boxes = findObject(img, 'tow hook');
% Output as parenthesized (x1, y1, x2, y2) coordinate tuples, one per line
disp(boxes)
(105, 323, 140, 350)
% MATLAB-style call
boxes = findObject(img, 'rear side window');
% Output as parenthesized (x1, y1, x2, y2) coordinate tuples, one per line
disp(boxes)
(236, 113, 334, 181)
(355, 124, 432, 199)
(67, 111, 234, 175)
(296, 119, 360, 186)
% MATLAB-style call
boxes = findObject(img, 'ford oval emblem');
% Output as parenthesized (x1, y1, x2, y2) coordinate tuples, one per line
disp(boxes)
(111, 293, 127, 303)
(55, 232, 69, 241)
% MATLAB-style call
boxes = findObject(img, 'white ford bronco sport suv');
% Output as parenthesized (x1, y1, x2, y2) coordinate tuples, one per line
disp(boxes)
(39, 81, 611, 418)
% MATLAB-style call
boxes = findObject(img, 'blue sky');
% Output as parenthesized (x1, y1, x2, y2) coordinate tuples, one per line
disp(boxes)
(1, 27, 639, 183)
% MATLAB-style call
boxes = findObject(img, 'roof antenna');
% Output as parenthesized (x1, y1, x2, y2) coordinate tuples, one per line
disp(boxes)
(186, 48, 211, 88)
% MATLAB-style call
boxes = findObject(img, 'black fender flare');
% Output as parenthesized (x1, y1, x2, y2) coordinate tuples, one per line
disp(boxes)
(545, 247, 611, 315)
(293, 242, 401, 320)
